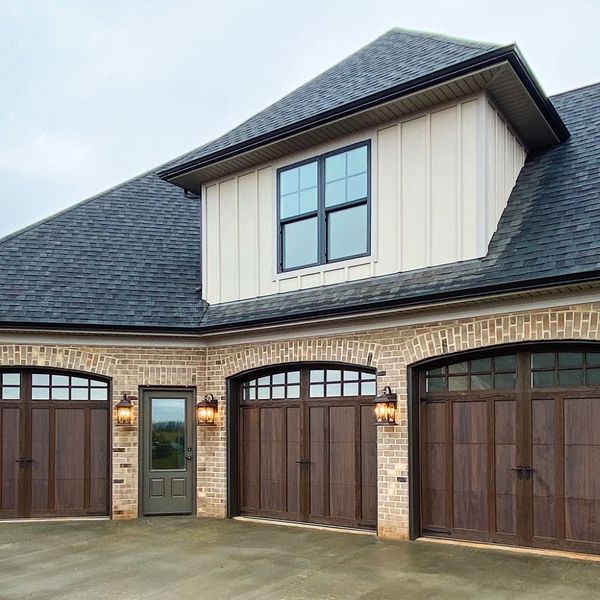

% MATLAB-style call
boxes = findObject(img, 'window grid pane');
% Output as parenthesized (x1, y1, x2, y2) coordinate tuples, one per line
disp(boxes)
(278, 143, 370, 271)
(425, 355, 517, 392)
(27, 373, 109, 402)
(243, 369, 376, 400)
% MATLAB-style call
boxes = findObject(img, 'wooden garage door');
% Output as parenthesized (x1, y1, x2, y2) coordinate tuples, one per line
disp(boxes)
(0, 370, 110, 518)
(238, 366, 377, 529)
(419, 348, 600, 554)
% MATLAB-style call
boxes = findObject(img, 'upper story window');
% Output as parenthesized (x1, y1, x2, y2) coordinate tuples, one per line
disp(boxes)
(277, 141, 371, 272)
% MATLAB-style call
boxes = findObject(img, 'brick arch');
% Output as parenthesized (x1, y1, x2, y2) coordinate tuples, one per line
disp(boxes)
(0, 345, 118, 378)
(223, 338, 383, 379)
(402, 308, 600, 366)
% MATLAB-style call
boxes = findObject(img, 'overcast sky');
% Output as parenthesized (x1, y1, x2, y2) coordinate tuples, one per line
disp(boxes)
(1, 0, 599, 238)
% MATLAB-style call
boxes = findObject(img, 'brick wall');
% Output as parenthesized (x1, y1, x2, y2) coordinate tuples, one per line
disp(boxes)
(3, 302, 600, 536)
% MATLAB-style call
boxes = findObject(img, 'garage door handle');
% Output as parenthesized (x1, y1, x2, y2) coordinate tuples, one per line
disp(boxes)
(295, 460, 312, 465)
(511, 466, 524, 480)
(15, 457, 33, 465)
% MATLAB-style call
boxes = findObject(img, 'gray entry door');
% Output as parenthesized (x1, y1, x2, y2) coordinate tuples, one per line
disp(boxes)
(141, 389, 195, 515)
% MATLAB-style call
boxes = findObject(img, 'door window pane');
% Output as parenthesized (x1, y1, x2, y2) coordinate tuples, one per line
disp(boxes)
(327, 204, 368, 260)
(151, 399, 185, 470)
(32, 374, 50, 386)
(533, 371, 555, 388)
(558, 352, 583, 368)
(71, 388, 89, 400)
(558, 369, 584, 387)
(283, 217, 318, 269)
(2, 373, 20, 386)
(532, 353, 555, 369)
(361, 381, 377, 396)
(495, 355, 517, 371)
(448, 376, 469, 391)
(470, 358, 492, 373)
(90, 388, 108, 401)
(494, 373, 516, 390)
(471, 374, 492, 390)
(2, 387, 20, 400)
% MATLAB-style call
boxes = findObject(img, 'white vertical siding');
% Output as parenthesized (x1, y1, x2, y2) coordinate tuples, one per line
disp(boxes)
(485, 100, 527, 244)
(202, 93, 526, 305)
(399, 115, 428, 271)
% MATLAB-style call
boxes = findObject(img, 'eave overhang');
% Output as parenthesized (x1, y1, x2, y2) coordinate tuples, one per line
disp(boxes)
(159, 45, 569, 192)
(2, 270, 599, 337)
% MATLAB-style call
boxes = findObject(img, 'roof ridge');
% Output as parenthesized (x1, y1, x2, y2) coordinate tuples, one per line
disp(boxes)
(0, 165, 167, 247)
(387, 27, 501, 50)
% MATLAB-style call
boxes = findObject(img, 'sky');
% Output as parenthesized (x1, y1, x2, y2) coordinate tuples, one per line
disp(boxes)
(1, 0, 599, 238)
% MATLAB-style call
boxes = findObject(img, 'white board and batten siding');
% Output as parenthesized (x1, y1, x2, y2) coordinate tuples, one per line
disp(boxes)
(202, 93, 526, 305)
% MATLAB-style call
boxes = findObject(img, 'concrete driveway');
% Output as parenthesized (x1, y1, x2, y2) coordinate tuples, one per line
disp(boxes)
(0, 518, 599, 600)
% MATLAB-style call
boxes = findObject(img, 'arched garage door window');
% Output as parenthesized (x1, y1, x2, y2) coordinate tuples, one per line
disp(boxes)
(417, 345, 600, 555)
(0, 369, 110, 519)
(237, 365, 377, 530)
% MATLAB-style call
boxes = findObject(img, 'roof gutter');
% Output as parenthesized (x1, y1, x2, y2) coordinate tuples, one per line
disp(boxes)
(158, 44, 569, 181)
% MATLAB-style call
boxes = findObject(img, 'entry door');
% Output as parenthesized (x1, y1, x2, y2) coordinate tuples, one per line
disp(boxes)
(238, 367, 377, 529)
(141, 389, 195, 515)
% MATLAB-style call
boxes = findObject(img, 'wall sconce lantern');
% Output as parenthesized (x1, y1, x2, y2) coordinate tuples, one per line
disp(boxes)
(197, 394, 218, 425)
(374, 386, 397, 425)
(115, 394, 133, 426)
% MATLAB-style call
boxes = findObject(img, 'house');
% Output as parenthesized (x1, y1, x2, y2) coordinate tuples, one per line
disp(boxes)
(1, 27, 600, 555)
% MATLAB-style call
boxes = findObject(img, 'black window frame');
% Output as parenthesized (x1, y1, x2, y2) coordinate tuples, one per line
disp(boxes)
(277, 140, 371, 273)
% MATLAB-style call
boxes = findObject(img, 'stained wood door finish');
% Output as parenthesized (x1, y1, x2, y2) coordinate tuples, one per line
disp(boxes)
(0, 370, 110, 519)
(238, 367, 377, 529)
(419, 348, 600, 555)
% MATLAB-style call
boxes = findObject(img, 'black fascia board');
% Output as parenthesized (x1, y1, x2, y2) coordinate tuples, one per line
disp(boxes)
(159, 44, 569, 182)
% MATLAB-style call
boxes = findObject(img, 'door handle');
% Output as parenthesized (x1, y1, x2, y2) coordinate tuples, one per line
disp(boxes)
(186, 455, 193, 461)
(522, 466, 535, 481)
(511, 466, 524, 480)
(15, 457, 33, 465)
(295, 460, 312, 465)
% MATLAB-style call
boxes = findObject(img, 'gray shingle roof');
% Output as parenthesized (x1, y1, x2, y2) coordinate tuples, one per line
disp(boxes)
(199, 82, 600, 330)
(160, 28, 501, 174)
(0, 36, 598, 333)
(0, 172, 202, 329)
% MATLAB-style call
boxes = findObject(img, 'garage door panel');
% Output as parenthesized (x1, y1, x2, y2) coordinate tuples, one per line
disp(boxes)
(30, 408, 50, 513)
(1, 408, 20, 514)
(453, 401, 487, 444)
(360, 405, 377, 524)
(286, 407, 301, 515)
(90, 409, 108, 512)
(495, 401, 517, 535)
(260, 407, 286, 512)
(565, 498, 600, 543)
(240, 407, 259, 511)
(55, 409, 86, 511)
(309, 406, 326, 518)
(329, 406, 356, 520)
(565, 397, 600, 445)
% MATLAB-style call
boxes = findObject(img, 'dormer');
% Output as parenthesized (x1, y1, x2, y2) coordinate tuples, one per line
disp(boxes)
(159, 29, 568, 305)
